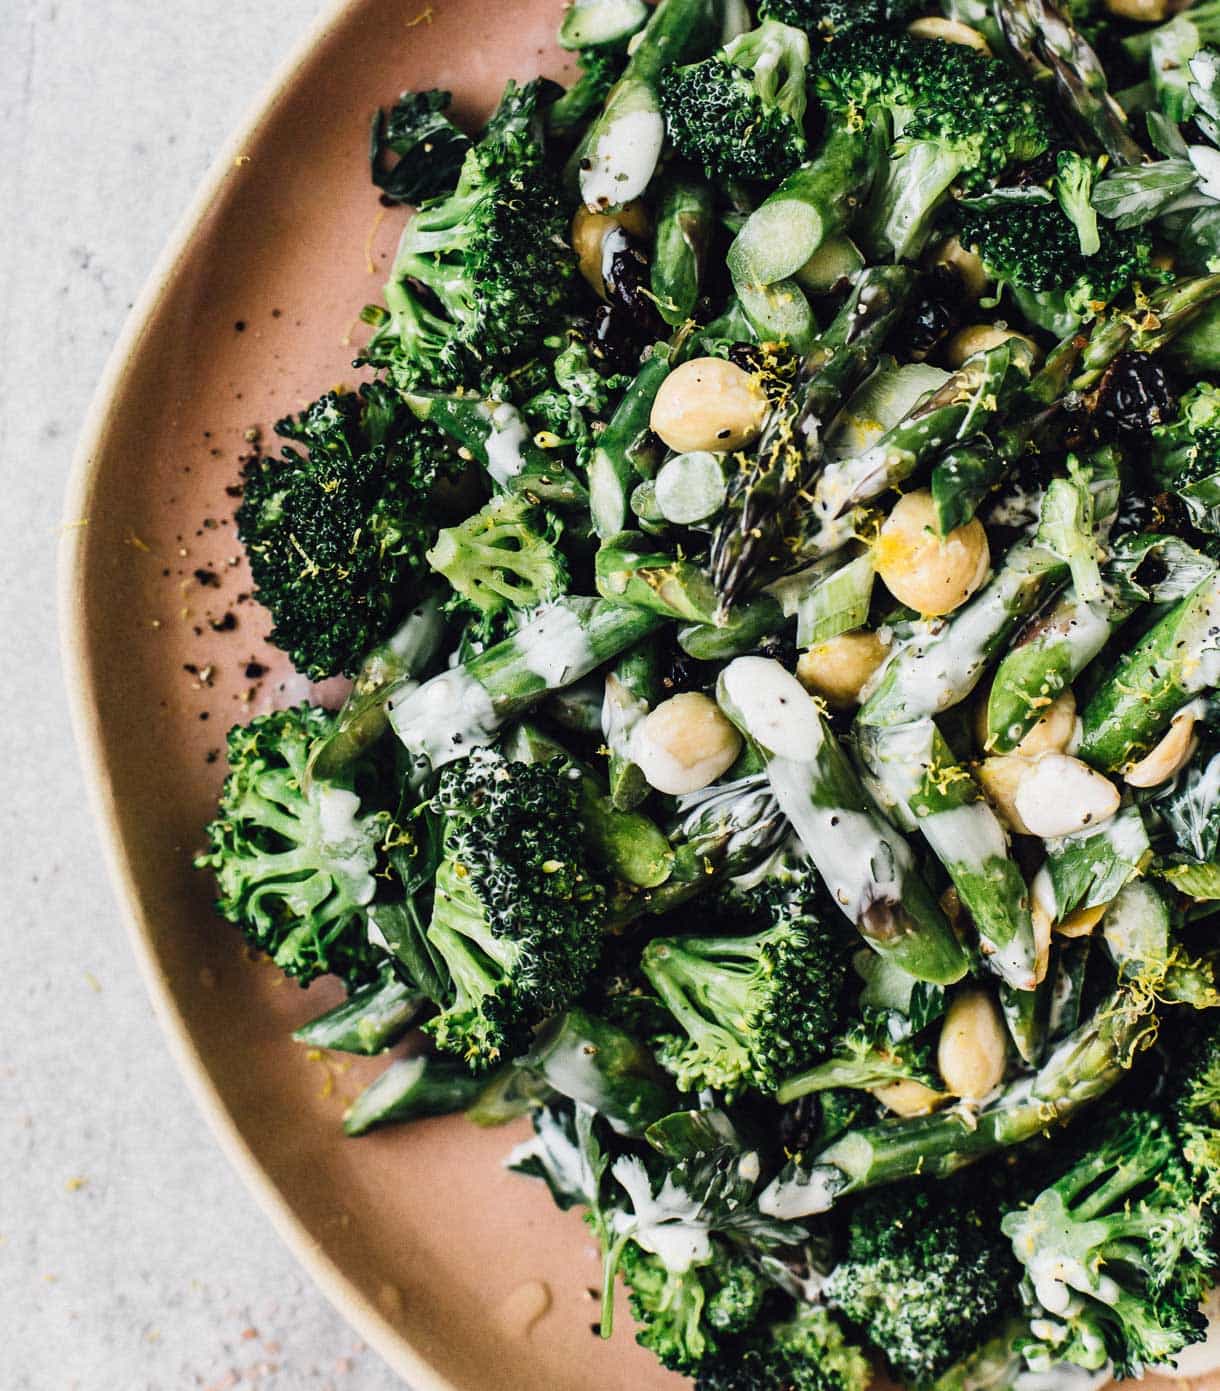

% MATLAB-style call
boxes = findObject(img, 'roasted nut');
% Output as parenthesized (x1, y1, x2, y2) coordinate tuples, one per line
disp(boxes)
(1013, 690, 1078, 758)
(907, 15, 992, 52)
(1056, 901, 1111, 939)
(977, 755, 1036, 835)
(871, 1078, 950, 1118)
(649, 357, 769, 454)
(1013, 753, 1121, 839)
(875, 489, 990, 617)
(796, 631, 889, 709)
(944, 323, 1042, 370)
(570, 201, 650, 299)
(937, 990, 1008, 1101)
(632, 691, 742, 795)
(1124, 706, 1200, 788)
(1104, 0, 1169, 19)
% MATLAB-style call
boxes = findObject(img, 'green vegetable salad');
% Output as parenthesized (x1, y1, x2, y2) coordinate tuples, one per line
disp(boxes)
(197, 0, 1220, 1385)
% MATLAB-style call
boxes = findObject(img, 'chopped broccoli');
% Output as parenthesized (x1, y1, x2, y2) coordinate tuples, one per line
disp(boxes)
(660, 19, 811, 183)
(424, 748, 608, 1071)
(827, 1175, 1019, 1387)
(195, 705, 388, 989)
(642, 899, 848, 1096)
(1003, 1111, 1211, 1378)
(815, 32, 1051, 260)
(1171, 1017, 1220, 1209)
(620, 1237, 767, 1374)
(1153, 381, 1220, 488)
(369, 88, 472, 205)
(694, 1304, 873, 1391)
(775, 1021, 939, 1101)
(1055, 149, 1101, 257)
(426, 494, 569, 618)
(362, 79, 577, 389)
(235, 382, 456, 681)
(759, 0, 925, 41)
(956, 198, 1158, 335)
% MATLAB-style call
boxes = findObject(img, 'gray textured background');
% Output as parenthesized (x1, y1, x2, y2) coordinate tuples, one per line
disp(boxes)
(4, 3, 404, 1387)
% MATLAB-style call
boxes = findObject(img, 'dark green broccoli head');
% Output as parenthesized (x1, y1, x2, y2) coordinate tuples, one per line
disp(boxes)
(643, 909, 848, 1096)
(695, 1304, 873, 1391)
(956, 200, 1158, 330)
(426, 494, 569, 618)
(363, 78, 577, 390)
(236, 382, 456, 681)
(369, 88, 472, 205)
(423, 748, 609, 1070)
(661, 20, 811, 183)
(1152, 382, 1220, 488)
(761, 0, 926, 41)
(620, 1237, 766, 1374)
(1003, 1111, 1211, 1379)
(827, 1174, 1019, 1386)
(195, 705, 388, 989)
(1171, 1017, 1220, 1210)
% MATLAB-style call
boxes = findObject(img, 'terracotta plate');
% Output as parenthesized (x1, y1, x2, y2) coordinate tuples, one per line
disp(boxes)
(57, 1, 1211, 1387)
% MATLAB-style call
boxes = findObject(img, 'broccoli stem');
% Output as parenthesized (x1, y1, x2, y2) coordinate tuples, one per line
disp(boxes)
(651, 169, 715, 327)
(596, 531, 723, 625)
(293, 966, 427, 1056)
(589, 349, 673, 539)
(760, 983, 1160, 1216)
(728, 115, 885, 288)
(342, 1053, 484, 1136)
(388, 596, 665, 772)
(710, 265, 914, 607)
(578, 0, 719, 210)
(995, 0, 1147, 166)
(521, 1008, 679, 1135)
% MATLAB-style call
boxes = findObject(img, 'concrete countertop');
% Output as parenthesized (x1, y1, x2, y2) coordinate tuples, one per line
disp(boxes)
(5, 3, 404, 1386)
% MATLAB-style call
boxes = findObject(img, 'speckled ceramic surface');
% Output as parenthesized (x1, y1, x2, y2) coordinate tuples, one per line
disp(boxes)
(58, 1, 1214, 1388)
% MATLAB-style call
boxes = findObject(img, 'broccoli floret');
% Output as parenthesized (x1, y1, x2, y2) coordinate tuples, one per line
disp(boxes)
(642, 906, 848, 1096)
(1055, 149, 1101, 256)
(661, 19, 811, 183)
(235, 383, 455, 681)
(759, 0, 925, 40)
(1152, 382, 1220, 487)
(827, 1176, 1019, 1387)
(956, 199, 1158, 335)
(1003, 1111, 1211, 1378)
(424, 748, 608, 1071)
(1171, 1017, 1220, 1210)
(776, 1022, 939, 1100)
(362, 79, 577, 389)
(620, 1237, 766, 1374)
(816, 33, 1051, 260)
(695, 1304, 873, 1391)
(369, 88, 472, 205)
(426, 494, 569, 618)
(195, 705, 387, 988)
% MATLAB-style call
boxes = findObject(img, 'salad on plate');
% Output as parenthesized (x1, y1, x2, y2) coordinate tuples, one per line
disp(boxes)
(195, 0, 1220, 1385)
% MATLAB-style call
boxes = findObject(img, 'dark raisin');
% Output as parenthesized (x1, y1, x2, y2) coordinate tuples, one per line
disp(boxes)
(1092, 351, 1177, 443)
(897, 265, 970, 363)
(778, 1095, 822, 1157)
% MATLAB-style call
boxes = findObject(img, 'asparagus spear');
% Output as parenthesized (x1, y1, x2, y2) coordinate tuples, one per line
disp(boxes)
(994, 0, 1147, 167)
(709, 266, 914, 607)
(929, 439, 1007, 536)
(717, 658, 969, 985)
(985, 537, 1217, 754)
(856, 718, 1038, 990)
(727, 115, 886, 289)
(806, 337, 1036, 532)
(578, 0, 718, 211)
(404, 388, 588, 509)
(595, 531, 722, 624)
(388, 597, 664, 772)
(602, 642, 664, 810)
(651, 169, 714, 327)
(293, 966, 427, 1056)
(343, 1053, 485, 1137)
(306, 593, 446, 784)
(1076, 570, 1220, 771)
(589, 349, 672, 539)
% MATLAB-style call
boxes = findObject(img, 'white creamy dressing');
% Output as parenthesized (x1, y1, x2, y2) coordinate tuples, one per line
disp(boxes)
(365, 907, 391, 953)
(513, 603, 595, 687)
(1181, 575, 1220, 693)
(601, 672, 649, 760)
(920, 801, 1010, 875)
(718, 656, 824, 759)
(1014, 755, 1120, 841)
(579, 104, 665, 209)
(759, 1162, 844, 1219)
(480, 400, 529, 486)
(313, 785, 378, 905)
(388, 664, 498, 768)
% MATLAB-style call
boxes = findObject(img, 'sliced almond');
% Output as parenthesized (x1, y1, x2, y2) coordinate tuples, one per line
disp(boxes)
(1056, 901, 1111, 939)
(977, 755, 1035, 835)
(870, 1078, 949, 1118)
(1124, 706, 1199, 789)
(1013, 753, 1121, 840)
